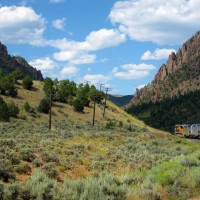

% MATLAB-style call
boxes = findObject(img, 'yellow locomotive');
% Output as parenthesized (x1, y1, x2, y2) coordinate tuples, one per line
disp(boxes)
(174, 124, 200, 138)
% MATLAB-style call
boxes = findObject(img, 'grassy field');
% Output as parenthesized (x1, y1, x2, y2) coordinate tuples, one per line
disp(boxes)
(0, 81, 200, 200)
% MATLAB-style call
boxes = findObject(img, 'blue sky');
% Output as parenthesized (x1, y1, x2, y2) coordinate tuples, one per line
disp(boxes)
(0, 0, 200, 95)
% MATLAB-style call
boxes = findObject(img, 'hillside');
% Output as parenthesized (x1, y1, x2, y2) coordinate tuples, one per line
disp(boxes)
(108, 94, 133, 107)
(0, 80, 200, 199)
(127, 31, 200, 132)
(0, 42, 43, 80)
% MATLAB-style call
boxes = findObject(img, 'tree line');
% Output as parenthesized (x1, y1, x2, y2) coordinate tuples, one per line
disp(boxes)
(37, 77, 105, 114)
(126, 90, 200, 133)
(0, 70, 105, 122)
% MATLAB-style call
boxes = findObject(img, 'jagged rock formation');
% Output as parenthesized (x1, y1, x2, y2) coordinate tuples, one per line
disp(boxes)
(0, 42, 43, 80)
(131, 31, 200, 106)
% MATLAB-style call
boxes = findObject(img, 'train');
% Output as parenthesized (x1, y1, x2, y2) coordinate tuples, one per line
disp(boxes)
(174, 124, 200, 138)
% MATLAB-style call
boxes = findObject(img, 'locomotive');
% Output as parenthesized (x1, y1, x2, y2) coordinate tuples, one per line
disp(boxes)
(174, 124, 200, 138)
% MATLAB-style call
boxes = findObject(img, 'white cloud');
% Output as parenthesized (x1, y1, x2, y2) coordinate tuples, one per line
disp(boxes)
(113, 63, 156, 80)
(53, 51, 96, 64)
(49, 0, 65, 3)
(112, 67, 118, 73)
(51, 28, 125, 64)
(121, 63, 156, 70)
(83, 74, 111, 85)
(141, 48, 176, 60)
(29, 57, 58, 71)
(52, 18, 66, 30)
(114, 70, 149, 80)
(109, 0, 200, 45)
(85, 29, 126, 51)
(60, 66, 78, 76)
(48, 29, 126, 51)
(0, 6, 45, 45)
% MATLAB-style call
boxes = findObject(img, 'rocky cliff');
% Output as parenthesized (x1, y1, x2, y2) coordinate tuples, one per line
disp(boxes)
(0, 42, 43, 80)
(131, 31, 200, 105)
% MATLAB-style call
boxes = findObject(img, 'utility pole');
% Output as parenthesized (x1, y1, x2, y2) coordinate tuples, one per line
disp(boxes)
(92, 101, 96, 126)
(103, 88, 111, 118)
(98, 83, 105, 91)
(49, 90, 52, 131)
(84, 81, 91, 85)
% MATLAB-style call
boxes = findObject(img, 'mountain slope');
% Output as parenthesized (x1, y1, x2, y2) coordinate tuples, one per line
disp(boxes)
(0, 42, 43, 80)
(108, 94, 133, 107)
(130, 31, 200, 105)
(127, 31, 200, 132)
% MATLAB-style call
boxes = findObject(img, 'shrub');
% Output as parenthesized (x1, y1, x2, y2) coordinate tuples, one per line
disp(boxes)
(0, 159, 16, 182)
(22, 76, 33, 90)
(73, 99, 84, 112)
(176, 155, 200, 168)
(148, 161, 186, 186)
(7, 102, 19, 118)
(15, 163, 31, 174)
(33, 158, 42, 167)
(139, 181, 162, 200)
(0, 181, 4, 199)
(41, 163, 60, 179)
(22, 170, 57, 200)
(24, 101, 31, 112)
(3, 182, 21, 200)
(0, 97, 9, 122)
(8, 86, 18, 97)
(20, 148, 35, 162)
(5, 151, 20, 165)
(105, 120, 115, 129)
(37, 98, 50, 114)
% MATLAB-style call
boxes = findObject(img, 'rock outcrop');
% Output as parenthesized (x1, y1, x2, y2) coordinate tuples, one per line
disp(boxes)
(130, 31, 200, 106)
(0, 42, 43, 80)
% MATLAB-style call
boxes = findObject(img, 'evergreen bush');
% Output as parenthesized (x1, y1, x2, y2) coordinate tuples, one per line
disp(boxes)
(22, 76, 33, 90)
(7, 102, 19, 118)
(73, 99, 84, 112)
(0, 97, 9, 122)
(37, 98, 50, 114)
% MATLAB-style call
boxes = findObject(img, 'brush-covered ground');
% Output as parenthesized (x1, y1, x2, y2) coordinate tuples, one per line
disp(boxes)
(0, 81, 200, 200)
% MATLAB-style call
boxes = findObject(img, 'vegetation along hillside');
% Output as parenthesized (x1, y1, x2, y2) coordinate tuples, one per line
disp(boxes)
(108, 94, 133, 107)
(127, 31, 200, 132)
(0, 66, 200, 199)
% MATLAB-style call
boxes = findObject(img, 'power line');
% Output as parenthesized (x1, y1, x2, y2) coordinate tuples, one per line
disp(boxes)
(97, 83, 105, 91)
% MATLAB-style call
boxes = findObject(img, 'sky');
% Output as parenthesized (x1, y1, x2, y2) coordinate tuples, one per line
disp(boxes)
(0, 0, 200, 95)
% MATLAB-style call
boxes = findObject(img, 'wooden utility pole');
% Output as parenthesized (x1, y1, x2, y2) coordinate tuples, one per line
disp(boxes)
(92, 101, 96, 126)
(48, 91, 52, 130)
(84, 81, 91, 85)
(103, 88, 111, 118)
(98, 83, 105, 91)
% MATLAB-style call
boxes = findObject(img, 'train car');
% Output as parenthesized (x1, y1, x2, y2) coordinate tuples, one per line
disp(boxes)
(174, 124, 191, 138)
(190, 124, 200, 138)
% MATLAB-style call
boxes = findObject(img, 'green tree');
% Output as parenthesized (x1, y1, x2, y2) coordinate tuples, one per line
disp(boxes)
(76, 83, 90, 107)
(24, 101, 31, 112)
(8, 70, 23, 84)
(8, 102, 19, 118)
(43, 77, 54, 97)
(37, 98, 50, 114)
(73, 99, 84, 112)
(57, 80, 70, 103)
(0, 97, 9, 121)
(56, 80, 77, 103)
(88, 85, 104, 103)
(22, 76, 33, 90)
